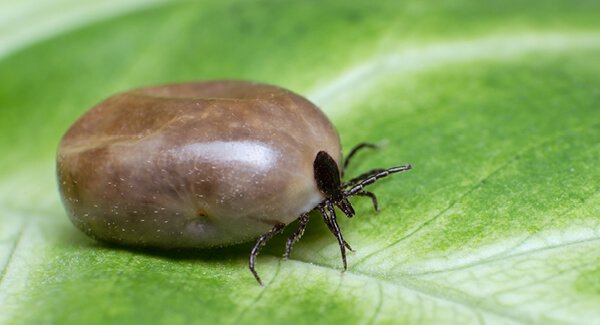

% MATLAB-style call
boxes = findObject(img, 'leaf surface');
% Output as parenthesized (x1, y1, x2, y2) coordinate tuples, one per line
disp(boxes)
(1, 1, 599, 324)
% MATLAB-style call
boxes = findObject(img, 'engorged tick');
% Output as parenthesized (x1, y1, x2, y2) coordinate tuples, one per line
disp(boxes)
(56, 80, 412, 286)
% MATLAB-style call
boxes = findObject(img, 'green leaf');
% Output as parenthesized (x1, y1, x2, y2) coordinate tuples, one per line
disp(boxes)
(2, 1, 600, 324)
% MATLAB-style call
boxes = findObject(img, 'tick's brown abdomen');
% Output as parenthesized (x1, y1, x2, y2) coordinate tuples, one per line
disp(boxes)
(57, 81, 342, 248)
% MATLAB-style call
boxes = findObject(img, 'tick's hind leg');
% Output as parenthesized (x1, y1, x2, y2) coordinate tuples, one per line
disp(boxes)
(356, 190, 379, 211)
(284, 213, 309, 260)
(250, 222, 286, 286)
(342, 143, 377, 176)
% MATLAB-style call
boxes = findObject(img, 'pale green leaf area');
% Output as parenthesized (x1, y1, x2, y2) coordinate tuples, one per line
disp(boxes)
(1, 0, 600, 324)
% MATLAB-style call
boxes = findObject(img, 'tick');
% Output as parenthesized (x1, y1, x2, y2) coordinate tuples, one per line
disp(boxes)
(57, 80, 412, 285)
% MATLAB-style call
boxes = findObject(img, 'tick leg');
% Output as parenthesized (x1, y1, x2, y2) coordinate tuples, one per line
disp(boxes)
(356, 190, 379, 211)
(346, 165, 412, 196)
(319, 202, 353, 273)
(342, 168, 385, 188)
(284, 213, 309, 260)
(342, 143, 377, 177)
(327, 201, 350, 272)
(319, 205, 353, 252)
(250, 222, 286, 286)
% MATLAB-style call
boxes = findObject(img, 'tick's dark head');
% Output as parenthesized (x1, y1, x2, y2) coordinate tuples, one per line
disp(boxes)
(313, 151, 342, 199)
(313, 146, 412, 220)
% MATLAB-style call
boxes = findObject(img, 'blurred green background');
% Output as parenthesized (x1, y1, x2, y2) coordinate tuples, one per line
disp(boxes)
(1, 1, 600, 324)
